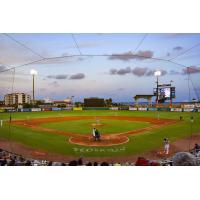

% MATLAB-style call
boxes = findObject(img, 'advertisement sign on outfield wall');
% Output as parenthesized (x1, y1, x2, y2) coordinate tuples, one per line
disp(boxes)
(42, 108, 52, 111)
(183, 108, 194, 112)
(31, 108, 41, 112)
(182, 104, 195, 109)
(129, 107, 137, 111)
(138, 107, 147, 111)
(52, 107, 61, 111)
(21, 108, 31, 112)
(170, 108, 182, 112)
(110, 107, 118, 110)
(73, 107, 83, 111)
(148, 108, 157, 111)
(62, 107, 73, 110)
(158, 108, 170, 111)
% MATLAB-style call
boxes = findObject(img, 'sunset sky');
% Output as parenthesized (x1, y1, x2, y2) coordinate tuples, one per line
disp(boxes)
(0, 33, 200, 102)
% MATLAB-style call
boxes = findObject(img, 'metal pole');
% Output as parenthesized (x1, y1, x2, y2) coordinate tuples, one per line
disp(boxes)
(33, 74, 35, 105)
(156, 76, 159, 106)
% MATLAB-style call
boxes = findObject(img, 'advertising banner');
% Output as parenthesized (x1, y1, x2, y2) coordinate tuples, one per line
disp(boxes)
(183, 108, 194, 112)
(170, 108, 182, 112)
(119, 107, 129, 110)
(42, 108, 52, 111)
(22, 108, 31, 112)
(148, 108, 157, 111)
(183, 104, 195, 109)
(62, 107, 73, 110)
(157, 108, 170, 111)
(31, 108, 41, 112)
(110, 107, 118, 110)
(129, 107, 137, 111)
(52, 107, 61, 111)
(73, 107, 83, 111)
(138, 107, 147, 111)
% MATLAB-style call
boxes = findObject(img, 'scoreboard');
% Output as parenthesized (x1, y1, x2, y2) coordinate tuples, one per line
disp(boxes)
(154, 86, 176, 103)
(84, 98, 105, 107)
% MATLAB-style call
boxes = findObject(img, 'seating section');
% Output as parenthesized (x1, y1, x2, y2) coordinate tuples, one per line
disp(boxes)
(1, 147, 200, 166)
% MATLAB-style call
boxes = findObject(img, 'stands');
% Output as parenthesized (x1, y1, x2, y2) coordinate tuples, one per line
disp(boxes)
(1, 147, 199, 166)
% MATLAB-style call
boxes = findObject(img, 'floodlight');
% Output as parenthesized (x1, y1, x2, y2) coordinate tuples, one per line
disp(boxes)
(30, 69, 37, 75)
(154, 70, 161, 77)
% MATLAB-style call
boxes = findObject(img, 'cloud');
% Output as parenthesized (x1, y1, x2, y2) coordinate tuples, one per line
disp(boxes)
(109, 67, 168, 77)
(173, 46, 183, 51)
(110, 67, 131, 75)
(108, 50, 154, 61)
(47, 73, 85, 80)
(47, 74, 68, 79)
(69, 73, 85, 80)
(110, 69, 118, 75)
(132, 67, 148, 76)
(183, 66, 200, 74)
(49, 81, 60, 87)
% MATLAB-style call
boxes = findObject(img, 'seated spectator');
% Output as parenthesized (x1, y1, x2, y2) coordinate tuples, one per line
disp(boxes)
(69, 160, 78, 166)
(48, 161, 53, 166)
(149, 160, 160, 166)
(192, 143, 200, 156)
(113, 163, 121, 166)
(86, 162, 92, 166)
(0, 157, 7, 166)
(100, 162, 109, 166)
(77, 158, 83, 166)
(172, 152, 200, 166)
(93, 162, 98, 166)
(25, 160, 31, 166)
(135, 157, 149, 166)
(8, 159, 15, 166)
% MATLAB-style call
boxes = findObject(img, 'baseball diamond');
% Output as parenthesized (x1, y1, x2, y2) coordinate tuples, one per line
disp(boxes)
(0, 110, 200, 162)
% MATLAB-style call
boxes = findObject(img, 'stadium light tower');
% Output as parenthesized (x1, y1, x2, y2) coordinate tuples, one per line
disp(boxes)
(30, 69, 37, 105)
(154, 70, 161, 105)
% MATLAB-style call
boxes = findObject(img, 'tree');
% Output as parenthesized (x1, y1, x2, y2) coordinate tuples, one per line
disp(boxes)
(105, 98, 113, 107)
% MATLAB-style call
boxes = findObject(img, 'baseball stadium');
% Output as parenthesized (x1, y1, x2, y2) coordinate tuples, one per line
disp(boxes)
(0, 33, 200, 166)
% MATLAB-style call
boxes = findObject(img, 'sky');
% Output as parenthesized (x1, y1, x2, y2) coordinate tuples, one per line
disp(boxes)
(0, 33, 200, 102)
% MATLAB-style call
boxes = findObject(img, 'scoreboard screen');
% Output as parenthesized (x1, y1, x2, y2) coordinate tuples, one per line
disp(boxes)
(160, 88, 171, 99)
(154, 86, 176, 103)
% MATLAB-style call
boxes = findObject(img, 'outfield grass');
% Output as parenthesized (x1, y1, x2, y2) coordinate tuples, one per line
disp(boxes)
(0, 110, 200, 157)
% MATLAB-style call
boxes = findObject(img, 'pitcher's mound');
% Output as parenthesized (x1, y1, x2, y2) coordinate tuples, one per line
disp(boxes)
(91, 123, 105, 127)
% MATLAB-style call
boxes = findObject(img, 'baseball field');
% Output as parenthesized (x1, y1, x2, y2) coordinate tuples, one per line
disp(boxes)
(0, 110, 200, 161)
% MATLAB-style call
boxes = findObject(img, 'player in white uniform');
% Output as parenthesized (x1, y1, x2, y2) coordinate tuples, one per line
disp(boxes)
(163, 138, 170, 155)
(92, 128, 96, 141)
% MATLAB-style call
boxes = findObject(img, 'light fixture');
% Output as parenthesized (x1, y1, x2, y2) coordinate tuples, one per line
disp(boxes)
(30, 69, 37, 75)
(154, 70, 161, 77)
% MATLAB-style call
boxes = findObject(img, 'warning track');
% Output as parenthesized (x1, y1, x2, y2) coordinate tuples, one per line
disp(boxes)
(11, 116, 178, 147)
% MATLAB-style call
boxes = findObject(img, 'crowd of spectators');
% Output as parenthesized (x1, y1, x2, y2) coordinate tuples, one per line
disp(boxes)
(1, 143, 200, 166)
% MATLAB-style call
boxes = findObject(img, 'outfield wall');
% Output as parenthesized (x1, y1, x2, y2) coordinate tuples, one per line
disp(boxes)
(1, 107, 200, 113)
